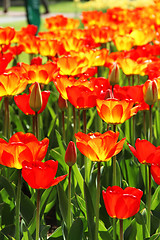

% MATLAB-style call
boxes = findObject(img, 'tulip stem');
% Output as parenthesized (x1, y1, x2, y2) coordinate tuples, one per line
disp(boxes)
(143, 111, 146, 139)
(36, 189, 41, 240)
(83, 109, 87, 134)
(112, 124, 117, 240)
(113, 218, 116, 240)
(95, 162, 101, 240)
(73, 106, 76, 142)
(15, 169, 22, 240)
(120, 219, 123, 240)
(147, 165, 151, 237)
(149, 105, 152, 143)
(62, 110, 66, 142)
(4, 97, 10, 139)
(33, 112, 39, 139)
(112, 124, 117, 186)
(83, 109, 89, 183)
(67, 166, 72, 231)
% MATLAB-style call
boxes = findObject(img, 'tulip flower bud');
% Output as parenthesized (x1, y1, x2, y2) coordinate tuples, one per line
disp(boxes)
(58, 94, 68, 110)
(143, 79, 158, 105)
(109, 63, 119, 86)
(31, 57, 43, 65)
(29, 82, 42, 112)
(65, 141, 77, 167)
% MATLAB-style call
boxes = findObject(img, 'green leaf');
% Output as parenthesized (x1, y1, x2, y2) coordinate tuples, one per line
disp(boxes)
(48, 226, 63, 238)
(1, 224, 15, 238)
(0, 176, 15, 199)
(57, 183, 68, 228)
(151, 185, 160, 210)
(84, 181, 95, 240)
(124, 220, 137, 240)
(21, 220, 33, 240)
(98, 220, 113, 240)
(10, 106, 25, 132)
(72, 163, 84, 198)
(68, 218, 83, 240)
(55, 130, 66, 158)
(40, 188, 54, 218)
(20, 192, 36, 225)
(50, 147, 67, 172)
(75, 194, 87, 218)
(40, 225, 50, 240)
(135, 211, 146, 226)
(145, 233, 160, 240)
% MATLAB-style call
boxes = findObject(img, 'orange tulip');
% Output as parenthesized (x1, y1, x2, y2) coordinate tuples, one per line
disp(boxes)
(45, 15, 79, 30)
(117, 57, 148, 76)
(0, 71, 28, 97)
(38, 39, 60, 57)
(75, 131, 125, 162)
(12, 25, 37, 44)
(0, 139, 33, 169)
(57, 56, 89, 76)
(0, 132, 49, 169)
(20, 35, 39, 55)
(53, 75, 76, 100)
(0, 27, 15, 46)
(20, 62, 58, 85)
(96, 98, 139, 124)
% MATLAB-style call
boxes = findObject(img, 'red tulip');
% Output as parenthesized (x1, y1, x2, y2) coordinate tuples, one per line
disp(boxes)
(151, 164, 160, 185)
(22, 160, 67, 189)
(65, 141, 77, 166)
(128, 138, 156, 165)
(102, 186, 143, 219)
(14, 84, 50, 115)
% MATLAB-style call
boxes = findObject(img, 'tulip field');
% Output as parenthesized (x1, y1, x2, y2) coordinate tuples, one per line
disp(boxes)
(1, 1, 160, 240)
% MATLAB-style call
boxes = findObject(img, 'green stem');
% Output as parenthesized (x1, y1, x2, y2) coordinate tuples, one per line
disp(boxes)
(15, 169, 22, 240)
(149, 106, 152, 143)
(36, 189, 41, 240)
(4, 97, 10, 139)
(112, 124, 117, 186)
(147, 165, 151, 237)
(62, 110, 66, 142)
(83, 109, 88, 183)
(68, 166, 72, 231)
(83, 109, 87, 134)
(143, 111, 146, 139)
(73, 106, 76, 142)
(120, 219, 123, 240)
(95, 162, 101, 240)
(113, 218, 116, 240)
(112, 124, 117, 240)
(78, 109, 81, 132)
(33, 112, 39, 139)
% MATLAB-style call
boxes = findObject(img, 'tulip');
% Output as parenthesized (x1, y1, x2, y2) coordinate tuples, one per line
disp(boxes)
(22, 160, 67, 189)
(75, 131, 125, 162)
(96, 98, 139, 125)
(109, 63, 119, 86)
(29, 82, 42, 113)
(65, 141, 77, 167)
(102, 186, 143, 219)
(143, 79, 158, 105)
(127, 138, 156, 165)
(14, 86, 50, 115)
(58, 94, 68, 110)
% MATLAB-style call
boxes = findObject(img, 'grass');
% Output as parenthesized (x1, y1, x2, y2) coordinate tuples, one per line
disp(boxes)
(0, 1, 82, 30)
(0, 1, 82, 14)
